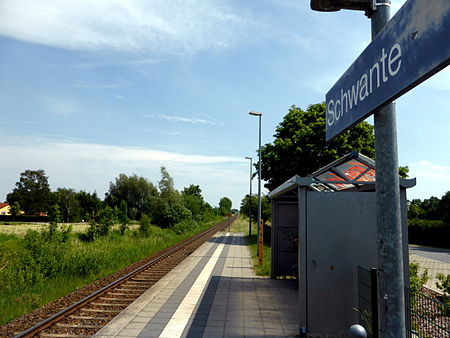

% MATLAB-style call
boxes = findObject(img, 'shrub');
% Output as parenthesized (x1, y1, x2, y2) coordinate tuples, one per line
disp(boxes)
(139, 214, 151, 237)
(409, 261, 429, 292)
(408, 218, 450, 248)
(79, 206, 116, 241)
(172, 219, 198, 235)
(435, 273, 450, 315)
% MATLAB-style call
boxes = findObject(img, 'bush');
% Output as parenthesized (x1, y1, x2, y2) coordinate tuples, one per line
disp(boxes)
(79, 206, 116, 241)
(436, 273, 450, 315)
(408, 218, 450, 248)
(172, 219, 198, 235)
(409, 261, 429, 292)
(139, 214, 151, 237)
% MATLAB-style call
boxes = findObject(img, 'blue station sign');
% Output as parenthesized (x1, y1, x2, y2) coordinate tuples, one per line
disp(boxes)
(326, 0, 450, 141)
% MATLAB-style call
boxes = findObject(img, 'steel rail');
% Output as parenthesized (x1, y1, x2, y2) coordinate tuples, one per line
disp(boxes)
(14, 216, 236, 338)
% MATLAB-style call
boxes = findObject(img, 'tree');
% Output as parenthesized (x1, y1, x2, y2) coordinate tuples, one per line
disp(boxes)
(151, 167, 191, 228)
(438, 191, 450, 224)
(240, 194, 272, 223)
(219, 197, 232, 216)
(259, 104, 375, 191)
(105, 174, 158, 219)
(398, 166, 409, 179)
(7, 169, 52, 214)
(76, 191, 102, 221)
(182, 185, 205, 220)
(158, 167, 181, 206)
(10, 202, 20, 221)
(118, 200, 129, 235)
(55, 188, 80, 223)
(408, 199, 424, 219)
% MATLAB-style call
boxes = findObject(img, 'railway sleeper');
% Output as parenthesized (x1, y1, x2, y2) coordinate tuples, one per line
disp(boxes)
(70, 315, 112, 320)
(107, 292, 139, 297)
(80, 308, 121, 313)
(91, 302, 130, 307)
(99, 297, 134, 302)
(55, 323, 103, 329)
(39, 333, 92, 338)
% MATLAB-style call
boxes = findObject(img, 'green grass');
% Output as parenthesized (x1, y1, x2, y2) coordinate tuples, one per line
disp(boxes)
(0, 217, 222, 326)
(230, 215, 271, 276)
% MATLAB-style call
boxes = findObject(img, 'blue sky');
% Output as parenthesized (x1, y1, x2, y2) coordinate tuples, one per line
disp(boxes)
(1, 0, 449, 209)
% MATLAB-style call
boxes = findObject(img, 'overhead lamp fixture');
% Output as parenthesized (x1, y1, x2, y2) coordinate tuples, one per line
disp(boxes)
(310, 0, 376, 16)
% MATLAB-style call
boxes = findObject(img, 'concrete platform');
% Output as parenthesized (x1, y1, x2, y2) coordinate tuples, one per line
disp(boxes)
(94, 232, 299, 338)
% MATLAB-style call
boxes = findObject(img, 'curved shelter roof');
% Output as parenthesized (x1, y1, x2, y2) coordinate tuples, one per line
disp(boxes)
(269, 152, 416, 199)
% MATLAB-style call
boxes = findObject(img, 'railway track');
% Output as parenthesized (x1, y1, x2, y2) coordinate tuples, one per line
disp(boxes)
(13, 216, 237, 338)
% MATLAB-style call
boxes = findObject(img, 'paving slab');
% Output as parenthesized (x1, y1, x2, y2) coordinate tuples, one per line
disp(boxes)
(94, 232, 299, 338)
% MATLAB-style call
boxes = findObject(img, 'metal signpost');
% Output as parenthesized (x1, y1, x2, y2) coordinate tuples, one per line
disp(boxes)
(326, 0, 450, 141)
(313, 0, 450, 336)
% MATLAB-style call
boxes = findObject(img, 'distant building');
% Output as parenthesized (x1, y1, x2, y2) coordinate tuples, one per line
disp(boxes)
(0, 203, 11, 215)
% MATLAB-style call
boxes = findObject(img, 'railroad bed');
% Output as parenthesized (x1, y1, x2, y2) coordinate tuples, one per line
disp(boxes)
(4, 216, 236, 338)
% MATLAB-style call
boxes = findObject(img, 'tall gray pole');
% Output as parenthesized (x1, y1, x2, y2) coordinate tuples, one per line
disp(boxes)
(245, 157, 253, 236)
(371, 1, 406, 336)
(257, 115, 262, 242)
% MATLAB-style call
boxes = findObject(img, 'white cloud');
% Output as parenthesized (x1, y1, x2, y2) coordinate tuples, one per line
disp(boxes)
(407, 160, 450, 200)
(44, 97, 78, 116)
(0, 139, 249, 206)
(409, 160, 450, 178)
(423, 67, 450, 91)
(143, 113, 218, 126)
(70, 58, 162, 69)
(0, 0, 247, 55)
(73, 79, 130, 89)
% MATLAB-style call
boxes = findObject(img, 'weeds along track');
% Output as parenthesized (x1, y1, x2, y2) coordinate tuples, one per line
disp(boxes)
(12, 216, 237, 338)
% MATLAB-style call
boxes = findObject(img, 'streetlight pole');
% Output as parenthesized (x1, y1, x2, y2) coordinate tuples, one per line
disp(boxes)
(249, 111, 262, 247)
(245, 157, 253, 236)
(310, 1, 406, 336)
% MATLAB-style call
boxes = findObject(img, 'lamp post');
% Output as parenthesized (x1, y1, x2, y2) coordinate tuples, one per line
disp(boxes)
(249, 111, 262, 247)
(244, 157, 253, 236)
(311, 0, 406, 336)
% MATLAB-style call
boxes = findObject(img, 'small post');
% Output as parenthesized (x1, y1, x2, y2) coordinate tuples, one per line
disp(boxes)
(370, 268, 379, 337)
(258, 219, 264, 265)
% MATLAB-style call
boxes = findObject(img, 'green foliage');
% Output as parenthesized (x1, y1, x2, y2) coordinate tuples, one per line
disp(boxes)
(240, 194, 272, 223)
(139, 214, 151, 237)
(408, 192, 450, 222)
(54, 187, 81, 223)
(182, 184, 207, 220)
(80, 206, 116, 241)
(398, 166, 409, 179)
(6, 169, 52, 215)
(105, 173, 158, 220)
(172, 219, 198, 235)
(409, 261, 429, 292)
(10, 202, 20, 221)
(435, 273, 450, 315)
(408, 218, 450, 248)
(76, 191, 102, 221)
(0, 217, 222, 325)
(118, 200, 128, 235)
(47, 204, 61, 236)
(246, 234, 271, 276)
(219, 197, 232, 216)
(260, 103, 376, 191)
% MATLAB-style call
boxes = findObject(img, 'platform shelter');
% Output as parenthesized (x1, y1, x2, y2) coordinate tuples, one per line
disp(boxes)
(268, 152, 415, 336)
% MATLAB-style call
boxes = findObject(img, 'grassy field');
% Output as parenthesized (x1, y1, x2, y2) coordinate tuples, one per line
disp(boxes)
(0, 217, 221, 326)
(230, 215, 271, 276)
(0, 222, 141, 236)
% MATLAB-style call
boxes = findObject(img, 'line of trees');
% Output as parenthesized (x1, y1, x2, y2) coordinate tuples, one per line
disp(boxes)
(407, 192, 450, 248)
(5, 167, 232, 230)
(408, 192, 450, 223)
